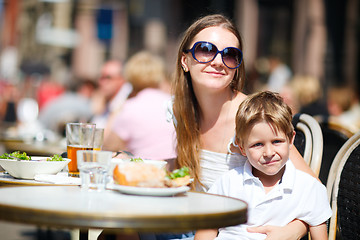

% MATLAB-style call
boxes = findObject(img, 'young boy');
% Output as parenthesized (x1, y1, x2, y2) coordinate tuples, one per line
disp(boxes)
(195, 91, 332, 240)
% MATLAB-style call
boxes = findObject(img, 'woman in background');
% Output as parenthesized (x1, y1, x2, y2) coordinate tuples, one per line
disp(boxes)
(103, 51, 176, 161)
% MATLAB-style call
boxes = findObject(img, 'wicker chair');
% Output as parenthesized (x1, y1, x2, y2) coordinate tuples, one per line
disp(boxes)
(326, 131, 360, 240)
(292, 113, 323, 176)
(292, 114, 324, 240)
(318, 119, 351, 184)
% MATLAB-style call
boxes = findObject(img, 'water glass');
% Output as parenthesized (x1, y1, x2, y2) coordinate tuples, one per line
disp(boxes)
(66, 123, 96, 177)
(77, 150, 112, 192)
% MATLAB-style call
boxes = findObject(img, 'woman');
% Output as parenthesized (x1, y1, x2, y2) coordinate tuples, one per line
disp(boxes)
(103, 51, 176, 160)
(171, 14, 314, 239)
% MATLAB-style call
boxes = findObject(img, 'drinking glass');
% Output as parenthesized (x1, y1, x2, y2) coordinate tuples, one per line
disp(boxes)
(66, 123, 96, 177)
(94, 128, 104, 151)
(77, 150, 112, 191)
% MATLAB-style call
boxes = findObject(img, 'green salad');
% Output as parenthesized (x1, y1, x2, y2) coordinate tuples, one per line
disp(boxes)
(130, 157, 144, 162)
(0, 151, 64, 161)
(167, 167, 190, 179)
(46, 154, 64, 161)
(0, 151, 31, 160)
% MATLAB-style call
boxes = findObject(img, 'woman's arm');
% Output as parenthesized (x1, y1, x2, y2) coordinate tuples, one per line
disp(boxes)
(289, 145, 317, 179)
(102, 130, 127, 152)
(247, 219, 308, 240)
(309, 223, 328, 240)
(194, 229, 218, 240)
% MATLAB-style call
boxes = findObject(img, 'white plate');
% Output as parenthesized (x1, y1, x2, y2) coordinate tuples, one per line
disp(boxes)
(108, 183, 190, 196)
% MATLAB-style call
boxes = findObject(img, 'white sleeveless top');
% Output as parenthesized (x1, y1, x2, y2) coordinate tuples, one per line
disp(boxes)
(167, 100, 246, 192)
(197, 150, 246, 192)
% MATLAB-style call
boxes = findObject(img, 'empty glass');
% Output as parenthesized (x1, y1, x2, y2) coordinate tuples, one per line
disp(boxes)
(77, 150, 112, 192)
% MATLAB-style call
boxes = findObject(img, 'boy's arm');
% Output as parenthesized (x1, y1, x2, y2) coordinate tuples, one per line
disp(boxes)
(194, 229, 218, 240)
(309, 222, 328, 240)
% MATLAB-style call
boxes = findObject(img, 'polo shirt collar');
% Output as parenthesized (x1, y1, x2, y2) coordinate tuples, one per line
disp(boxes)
(243, 160, 257, 183)
(242, 159, 296, 192)
(279, 160, 296, 191)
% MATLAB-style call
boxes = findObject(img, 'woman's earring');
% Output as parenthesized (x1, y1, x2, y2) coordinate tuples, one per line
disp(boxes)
(182, 66, 188, 72)
(227, 135, 239, 155)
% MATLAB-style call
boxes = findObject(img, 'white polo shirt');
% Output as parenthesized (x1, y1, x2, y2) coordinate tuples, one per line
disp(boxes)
(208, 160, 332, 240)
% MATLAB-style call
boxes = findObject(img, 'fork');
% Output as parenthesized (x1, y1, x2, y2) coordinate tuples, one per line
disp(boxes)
(5, 154, 22, 161)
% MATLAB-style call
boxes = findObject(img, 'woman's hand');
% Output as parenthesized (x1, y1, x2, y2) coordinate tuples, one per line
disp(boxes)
(194, 229, 218, 240)
(247, 220, 308, 240)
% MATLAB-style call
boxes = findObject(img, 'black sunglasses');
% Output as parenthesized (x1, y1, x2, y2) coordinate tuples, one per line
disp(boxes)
(184, 41, 243, 69)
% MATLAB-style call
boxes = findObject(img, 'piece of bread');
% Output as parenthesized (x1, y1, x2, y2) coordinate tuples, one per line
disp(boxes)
(113, 162, 166, 188)
(165, 175, 191, 187)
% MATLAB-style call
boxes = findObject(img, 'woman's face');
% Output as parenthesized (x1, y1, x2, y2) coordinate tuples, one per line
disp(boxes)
(181, 26, 239, 94)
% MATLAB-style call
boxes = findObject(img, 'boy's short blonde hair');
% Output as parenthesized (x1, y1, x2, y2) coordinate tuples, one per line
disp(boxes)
(235, 91, 294, 148)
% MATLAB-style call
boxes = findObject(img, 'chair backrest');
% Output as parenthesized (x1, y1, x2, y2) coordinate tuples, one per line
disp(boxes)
(325, 120, 356, 139)
(292, 113, 324, 176)
(318, 120, 350, 184)
(327, 131, 360, 240)
(294, 122, 312, 164)
(293, 123, 306, 159)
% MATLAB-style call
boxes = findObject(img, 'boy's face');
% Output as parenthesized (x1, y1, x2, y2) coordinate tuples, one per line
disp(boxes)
(239, 121, 295, 178)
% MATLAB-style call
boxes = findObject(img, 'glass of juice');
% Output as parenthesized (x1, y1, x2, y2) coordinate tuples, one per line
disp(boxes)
(66, 123, 96, 177)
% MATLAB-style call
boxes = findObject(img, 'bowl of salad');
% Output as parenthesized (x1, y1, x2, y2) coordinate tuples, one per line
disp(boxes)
(0, 151, 70, 179)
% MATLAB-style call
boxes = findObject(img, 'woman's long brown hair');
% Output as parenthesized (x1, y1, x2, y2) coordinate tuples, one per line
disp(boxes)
(172, 14, 245, 188)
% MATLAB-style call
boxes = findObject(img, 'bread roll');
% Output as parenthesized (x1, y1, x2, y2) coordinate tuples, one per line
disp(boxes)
(165, 175, 191, 187)
(113, 162, 166, 188)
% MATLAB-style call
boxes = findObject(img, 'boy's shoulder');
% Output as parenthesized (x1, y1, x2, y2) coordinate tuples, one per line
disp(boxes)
(286, 161, 327, 191)
(292, 164, 320, 183)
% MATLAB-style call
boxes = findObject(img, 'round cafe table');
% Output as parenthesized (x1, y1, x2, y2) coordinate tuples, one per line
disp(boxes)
(0, 186, 247, 238)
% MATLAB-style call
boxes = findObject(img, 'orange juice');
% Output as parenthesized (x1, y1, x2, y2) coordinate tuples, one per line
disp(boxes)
(67, 145, 93, 176)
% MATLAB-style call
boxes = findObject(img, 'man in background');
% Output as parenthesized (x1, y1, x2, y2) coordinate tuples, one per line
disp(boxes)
(91, 60, 133, 137)
(38, 79, 96, 136)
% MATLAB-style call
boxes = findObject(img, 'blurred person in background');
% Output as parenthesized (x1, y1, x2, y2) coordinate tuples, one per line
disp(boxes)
(36, 78, 65, 111)
(287, 75, 329, 121)
(279, 82, 300, 115)
(0, 81, 20, 124)
(265, 56, 292, 93)
(38, 79, 97, 136)
(91, 59, 132, 136)
(102, 51, 176, 160)
(327, 84, 360, 132)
